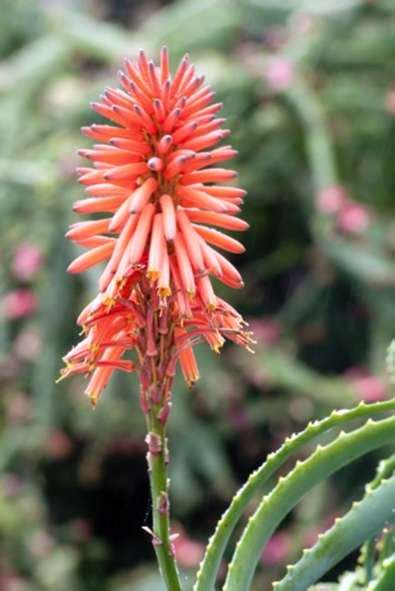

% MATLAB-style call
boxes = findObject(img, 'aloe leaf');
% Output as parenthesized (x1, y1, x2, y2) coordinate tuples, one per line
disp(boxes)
(0, 34, 70, 93)
(49, 10, 141, 61)
(358, 455, 395, 584)
(322, 238, 395, 286)
(50, 0, 240, 63)
(273, 479, 395, 590)
(223, 414, 395, 591)
(368, 556, 395, 591)
(194, 399, 395, 591)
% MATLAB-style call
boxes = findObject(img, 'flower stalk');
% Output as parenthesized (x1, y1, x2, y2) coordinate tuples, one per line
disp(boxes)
(145, 409, 182, 591)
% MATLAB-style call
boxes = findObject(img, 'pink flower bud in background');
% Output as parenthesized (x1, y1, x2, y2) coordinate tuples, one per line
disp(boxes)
(228, 406, 251, 431)
(12, 243, 43, 281)
(315, 185, 346, 214)
(2, 289, 37, 319)
(27, 530, 54, 558)
(261, 532, 291, 566)
(46, 429, 73, 459)
(337, 201, 371, 235)
(290, 13, 316, 37)
(172, 526, 205, 569)
(13, 329, 42, 361)
(386, 88, 395, 115)
(3, 474, 23, 497)
(69, 518, 92, 543)
(0, 574, 29, 591)
(303, 513, 338, 548)
(6, 393, 32, 425)
(303, 525, 324, 549)
(249, 317, 281, 346)
(345, 367, 387, 402)
(264, 57, 294, 92)
(263, 27, 288, 51)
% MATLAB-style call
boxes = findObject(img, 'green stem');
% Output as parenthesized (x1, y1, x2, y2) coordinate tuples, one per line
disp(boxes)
(146, 409, 182, 591)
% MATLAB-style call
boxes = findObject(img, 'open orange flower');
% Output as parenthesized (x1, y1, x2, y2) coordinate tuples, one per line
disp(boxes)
(60, 48, 253, 410)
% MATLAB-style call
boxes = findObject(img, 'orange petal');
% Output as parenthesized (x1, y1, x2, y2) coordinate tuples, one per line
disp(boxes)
(203, 185, 246, 199)
(177, 210, 205, 271)
(170, 53, 190, 97)
(81, 124, 135, 141)
(79, 148, 142, 165)
(85, 183, 131, 197)
(197, 275, 217, 311)
(158, 248, 171, 297)
(176, 186, 227, 213)
(108, 196, 134, 232)
(129, 177, 158, 213)
(214, 250, 244, 288)
(108, 137, 150, 154)
(193, 224, 245, 254)
(174, 234, 196, 296)
(196, 235, 222, 276)
(128, 203, 155, 264)
(159, 194, 177, 241)
(104, 162, 148, 181)
(66, 219, 110, 241)
(147, 213, 166, 280)
(181, 168, 237, 185)
(73, 196, 125, 214)
(67, 241, 114, 274)
(160, 46, 170, 83)
(107, 214, 138, 272)
(185, 210, 249, 231)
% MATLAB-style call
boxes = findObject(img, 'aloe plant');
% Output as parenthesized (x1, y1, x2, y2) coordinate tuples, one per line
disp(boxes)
(193, 399, 395, 590)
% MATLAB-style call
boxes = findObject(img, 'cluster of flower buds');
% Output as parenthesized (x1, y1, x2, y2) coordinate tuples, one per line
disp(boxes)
(60, 48, 254, 412)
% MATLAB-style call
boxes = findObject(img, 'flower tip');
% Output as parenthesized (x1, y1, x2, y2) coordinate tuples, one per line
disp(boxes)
(147, 157, 163, 171)
(147, 269, 160, 282)
(66, 261, 79, 274)
(117, 69, 126, 82)
(89, 395, 98, 409)
(55, 372, 66, 384)
(85, 386, 100, 408)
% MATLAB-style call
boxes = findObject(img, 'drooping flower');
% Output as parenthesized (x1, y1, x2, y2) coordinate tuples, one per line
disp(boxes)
(60, 48, 253, 409)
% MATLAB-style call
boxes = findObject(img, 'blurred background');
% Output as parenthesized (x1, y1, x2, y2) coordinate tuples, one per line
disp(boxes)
(1, 0, 395, 589)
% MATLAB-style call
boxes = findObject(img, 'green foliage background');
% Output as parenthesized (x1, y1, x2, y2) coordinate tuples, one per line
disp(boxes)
(0, 0, 395, 589)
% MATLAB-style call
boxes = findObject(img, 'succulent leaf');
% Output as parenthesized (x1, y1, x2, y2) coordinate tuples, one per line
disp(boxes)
(194, 399, 395, 591)
(223, 414, 395, 591)
(273, 476, 395, 590)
